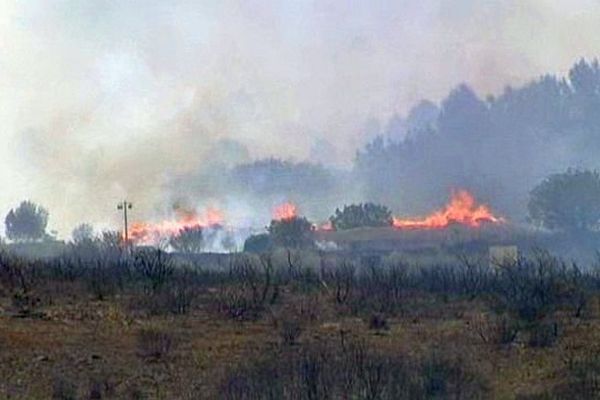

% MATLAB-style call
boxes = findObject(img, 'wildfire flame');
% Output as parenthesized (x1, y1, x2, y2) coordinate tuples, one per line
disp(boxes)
(272, 202, 298, 221)
(129, 207, 224, 245)
(392, 190, 504, 230)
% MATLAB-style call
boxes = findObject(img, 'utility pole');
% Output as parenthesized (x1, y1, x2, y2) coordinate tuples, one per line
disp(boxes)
(117, 200, 133, 246)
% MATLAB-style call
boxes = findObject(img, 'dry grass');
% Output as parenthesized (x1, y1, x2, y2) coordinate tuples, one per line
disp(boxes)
(1, 249, 599, 399)
(1, 293, 598, 399)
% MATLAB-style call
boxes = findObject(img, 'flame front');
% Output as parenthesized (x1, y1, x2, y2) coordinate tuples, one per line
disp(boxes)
(392, 190, 504, 230)
(272, 202, 298, 221)
(129, 207, 224, 245)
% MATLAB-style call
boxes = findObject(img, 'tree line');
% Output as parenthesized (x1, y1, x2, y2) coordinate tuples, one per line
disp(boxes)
(356, 59, 600, 221)
(5, 166, 600, 251)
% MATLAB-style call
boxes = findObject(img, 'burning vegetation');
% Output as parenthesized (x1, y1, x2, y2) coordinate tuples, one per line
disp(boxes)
(129, 207, 224, 245)
(272, 202, 298, 221)
(392, 190, 504, 230)
(125, 189, 505, 250)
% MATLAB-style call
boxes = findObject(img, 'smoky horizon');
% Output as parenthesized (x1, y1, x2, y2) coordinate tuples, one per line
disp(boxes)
(2, 1, 600, 240)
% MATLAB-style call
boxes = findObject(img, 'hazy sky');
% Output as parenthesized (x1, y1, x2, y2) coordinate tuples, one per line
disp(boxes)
(1, 0, 600, 236)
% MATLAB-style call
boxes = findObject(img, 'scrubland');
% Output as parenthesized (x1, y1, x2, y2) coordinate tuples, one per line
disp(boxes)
(2, 245, 600, 399)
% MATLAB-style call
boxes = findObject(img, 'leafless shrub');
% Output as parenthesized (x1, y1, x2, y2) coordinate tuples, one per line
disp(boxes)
(368, 313, 389, 331)
(221, 336, 488, 399)
(0, 250, 41, 316)
(52, 376, 77, 400)
(350, 261, 408, 316)
(528, 348, 600, 398)
(456, 253, 492, 299)
(136, 328, 175, 361)
(527, 320, 560, 348)
(0, 251, 44, 316)
(133, 249, 174, 293)
(85, 260, 119, 301)
(561, 350, 600, 398)
(491, 252, 581, 322)
(472, 313, 519, 345)
(328, 261, 355, 305)
(279, 318, 302, 346)
(420, 350, 486, 399)
(164, 270, 199, 315)
(215, 255, 278, 320)
(0, 250, 34, 295)
(86, 375, 117, 400)
(88, 382, 102, 400)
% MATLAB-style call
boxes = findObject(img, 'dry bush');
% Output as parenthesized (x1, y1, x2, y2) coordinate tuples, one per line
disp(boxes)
(133, 249, 174, 293)
(279, 318, 302, 346)
(215, 255, 279, 320)
(51, 376, 77, 400)
(490, 252, 583, 323)
(368, 313, 389, 331)
(129, 274, 200, 316)
(136, 327, 175, 361)
(472, 313, 519, 346)
(525, 349, 600, 398)
(527, 320, 560, 348)
(560, 351, 600, 398)
(220, 335, 488, 399)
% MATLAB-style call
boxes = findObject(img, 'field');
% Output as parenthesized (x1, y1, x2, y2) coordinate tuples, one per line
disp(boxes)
(2, 239, 600, 399)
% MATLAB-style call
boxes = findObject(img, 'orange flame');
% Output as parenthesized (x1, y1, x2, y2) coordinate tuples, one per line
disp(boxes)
(272, 202, 298, 221)
(129, 207, 224, 245)
(392, 190, 504, 230)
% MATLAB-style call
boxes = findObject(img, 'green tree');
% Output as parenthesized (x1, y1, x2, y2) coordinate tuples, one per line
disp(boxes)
(243, 233, 272, 253)
(268, 217, 314, 249)
(330, 203, 393, 230)
(528, 169, 600, 232)
(5, 200, 49, 242)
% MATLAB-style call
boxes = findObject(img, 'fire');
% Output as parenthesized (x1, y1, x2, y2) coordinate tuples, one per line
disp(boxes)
(392, 190, 504, 230)
(272, 202, 298, 221)
(129, 207, 224, 245)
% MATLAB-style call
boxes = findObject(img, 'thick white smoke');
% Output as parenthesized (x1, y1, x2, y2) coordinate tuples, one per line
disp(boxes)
(1, 0, 600, 236)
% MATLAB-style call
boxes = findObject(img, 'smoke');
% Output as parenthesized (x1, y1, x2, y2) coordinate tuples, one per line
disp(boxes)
(1, 0, 600, 236)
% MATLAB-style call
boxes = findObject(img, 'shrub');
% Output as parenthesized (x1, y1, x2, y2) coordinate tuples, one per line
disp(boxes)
(420, 350, 485, 399)
(85, 373, 117, 399)
(215, 256, 278, 320)
(527, 320, 560, 348)
(85, 261, 118, 301)
(133, 249, 174, 293)
(136, 328, 175, 361)
(243, 233, 271, 253)
(52, 376, 77, 400)
(561, 351, 600, 398)
(532, 349, 600, 398)
(221, 336, 488, 399)
(330, 203, 393, 230)
(473, 313, 519, 345)
(268, 217, 314, 249)
(164, 271, 199, 315)
(279, 318, 302, 346)
(368, 313, 389, 331)
(491, 252, 575, 322)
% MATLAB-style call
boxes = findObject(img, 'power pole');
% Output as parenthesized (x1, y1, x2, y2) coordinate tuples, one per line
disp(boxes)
(117, 200, 133, 245)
